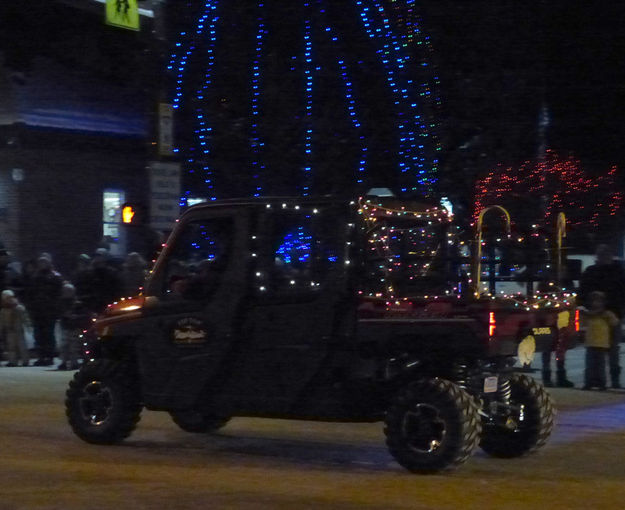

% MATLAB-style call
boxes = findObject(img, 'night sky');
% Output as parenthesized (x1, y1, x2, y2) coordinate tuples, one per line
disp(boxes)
(2, 0, 625, 190)
(546, 1, 625, 170)
(420, 0, 625, 179)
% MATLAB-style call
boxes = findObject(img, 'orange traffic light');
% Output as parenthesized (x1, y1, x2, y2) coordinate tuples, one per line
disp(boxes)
(122, 205, 136, 224)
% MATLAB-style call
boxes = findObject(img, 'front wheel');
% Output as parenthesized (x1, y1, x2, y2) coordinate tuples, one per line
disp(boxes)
(385, 378, 482, 473)
(65, 360, 142, 444)
(170, 410, 230, 433)
(480, 374, 555, 458)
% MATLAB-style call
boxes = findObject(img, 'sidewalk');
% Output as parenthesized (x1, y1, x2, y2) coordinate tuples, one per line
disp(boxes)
(537, 344, 625, 388)
(3, 344, 623, 385)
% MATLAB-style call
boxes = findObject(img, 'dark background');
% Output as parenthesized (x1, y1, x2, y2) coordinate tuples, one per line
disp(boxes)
(2, 0, 624, 201)
(419, 0, 625, 197)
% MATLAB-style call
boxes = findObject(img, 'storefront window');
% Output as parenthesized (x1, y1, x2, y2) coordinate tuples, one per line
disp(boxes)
(103, 190, 125, 256)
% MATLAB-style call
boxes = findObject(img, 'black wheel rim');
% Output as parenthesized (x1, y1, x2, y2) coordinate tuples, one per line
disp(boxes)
(79, 381, 114, 426)
(507, 401, 527, 433)
(401, 403, 447, 453)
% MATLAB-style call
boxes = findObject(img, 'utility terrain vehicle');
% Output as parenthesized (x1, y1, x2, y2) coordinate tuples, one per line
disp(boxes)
(66, 196, 559, 473)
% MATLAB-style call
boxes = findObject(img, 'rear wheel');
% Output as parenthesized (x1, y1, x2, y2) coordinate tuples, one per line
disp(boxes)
(65, 360, 142, 444)
(170, 410, 230, 433)
(385, 378, 482, 473)
(480, 374, 555, 458)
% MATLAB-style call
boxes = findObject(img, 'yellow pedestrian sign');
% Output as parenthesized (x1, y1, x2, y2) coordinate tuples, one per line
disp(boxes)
(106, 0, 140, 31)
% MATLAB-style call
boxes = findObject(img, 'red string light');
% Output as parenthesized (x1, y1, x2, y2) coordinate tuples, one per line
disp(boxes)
(474, 151, 623, 229)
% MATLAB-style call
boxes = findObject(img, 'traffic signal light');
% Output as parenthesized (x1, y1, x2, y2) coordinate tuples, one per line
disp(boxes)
(121, 203, 144, 225)
(122, 204, 135, 224)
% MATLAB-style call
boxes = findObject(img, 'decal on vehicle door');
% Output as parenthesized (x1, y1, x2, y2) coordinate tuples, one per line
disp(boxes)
(517, 335, 536, 366)
(171, 317, 209, 345)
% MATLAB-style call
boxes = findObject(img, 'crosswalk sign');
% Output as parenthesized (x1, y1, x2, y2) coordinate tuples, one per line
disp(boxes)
(105, 0, 140, 31)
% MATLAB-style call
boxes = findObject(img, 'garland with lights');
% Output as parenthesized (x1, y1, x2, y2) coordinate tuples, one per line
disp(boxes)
(357, 197, 579, 312)
(359, 197, 452, 297)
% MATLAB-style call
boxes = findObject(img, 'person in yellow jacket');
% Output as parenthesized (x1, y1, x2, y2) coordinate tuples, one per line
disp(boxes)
(580, 291, 620, 390)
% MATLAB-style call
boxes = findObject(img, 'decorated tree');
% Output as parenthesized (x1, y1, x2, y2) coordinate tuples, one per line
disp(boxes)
(474, 151, 624, 238)
(165, 0, 442, 204)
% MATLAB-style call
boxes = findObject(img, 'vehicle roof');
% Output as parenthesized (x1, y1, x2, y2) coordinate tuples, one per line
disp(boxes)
(182, 195, 442, 214)
(360, 196, 445, 213)
(186, 195, 346, 209)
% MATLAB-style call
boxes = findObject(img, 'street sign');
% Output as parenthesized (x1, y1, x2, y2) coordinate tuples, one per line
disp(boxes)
(149, 162, 181, 231)
(158, 103, 174, 156)
(105, 0, 140, 31)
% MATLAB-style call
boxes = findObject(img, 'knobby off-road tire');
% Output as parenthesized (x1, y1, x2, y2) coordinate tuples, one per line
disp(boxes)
(170, 411, 230, 433)
(480, 373, 555, 458)
(66, 360, 142, 444)
(384, 378, 482, 474)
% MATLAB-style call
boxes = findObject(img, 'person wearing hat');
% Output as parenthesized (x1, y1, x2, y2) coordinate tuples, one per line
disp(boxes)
(84, 250, 122, 313)
(71, 254, 92, 305)
(57, 283, 91, 371)
(579, 244, 625, 388)
(29, 254, 63, 366)
(0, 289, 30, 367)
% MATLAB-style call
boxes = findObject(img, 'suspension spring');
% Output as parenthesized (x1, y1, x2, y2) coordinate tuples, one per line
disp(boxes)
(498, 378, 512, 404)
(452, 363, 469, 389)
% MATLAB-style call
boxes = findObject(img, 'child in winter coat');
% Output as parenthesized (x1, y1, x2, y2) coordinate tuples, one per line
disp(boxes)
(57, 283, 91, 371)
(0, 289, 30, 367)
(580, 291, 620, 390)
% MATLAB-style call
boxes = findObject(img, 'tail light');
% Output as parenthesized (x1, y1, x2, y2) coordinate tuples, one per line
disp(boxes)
(574, 309, 580, 332)
(489, 311, 496, 337)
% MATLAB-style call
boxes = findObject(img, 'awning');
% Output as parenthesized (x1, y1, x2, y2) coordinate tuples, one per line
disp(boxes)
(1, 57, 148, 136)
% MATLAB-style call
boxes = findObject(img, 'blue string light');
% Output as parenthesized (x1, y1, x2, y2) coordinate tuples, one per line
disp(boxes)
(168, 1, 220, 206)
(384, 0, 439, 189)
(250, 2, 266, 197)
(395, 0, 442, 186)
(195, 1, 220, 202)
(355, 0, 437, 194)
(302, 3, 314, 196)
(276, 226, 313, 264)
(319, 0, 368, 187)
(169, 1, 438, 202)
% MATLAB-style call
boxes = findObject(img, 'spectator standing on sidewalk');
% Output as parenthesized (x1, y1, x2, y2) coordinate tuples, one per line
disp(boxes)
(71, 254, 92, 304)
(579, 244, 625, 389)
(0, 289, 30, 367)
(85, 250, 123, 314)
(121, 252, 147, 297)
(29, 254, 63, 366)
(57, 283, 91, 371)
(580, 291, 619, 390)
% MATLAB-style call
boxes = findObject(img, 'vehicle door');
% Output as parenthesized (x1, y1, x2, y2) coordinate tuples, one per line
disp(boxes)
(136, 209, 250, 409)
(223, 202, 353, 412)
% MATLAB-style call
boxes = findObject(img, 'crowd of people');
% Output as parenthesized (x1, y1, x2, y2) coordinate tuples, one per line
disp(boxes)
(577, 244, 625, 390)
(540, 244, 624, 390)
(0, 250, 148, 370)
(0, 242, 622, 390)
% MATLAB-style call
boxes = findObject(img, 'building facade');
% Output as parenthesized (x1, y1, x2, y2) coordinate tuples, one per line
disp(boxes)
(0, 2, 158, 274)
